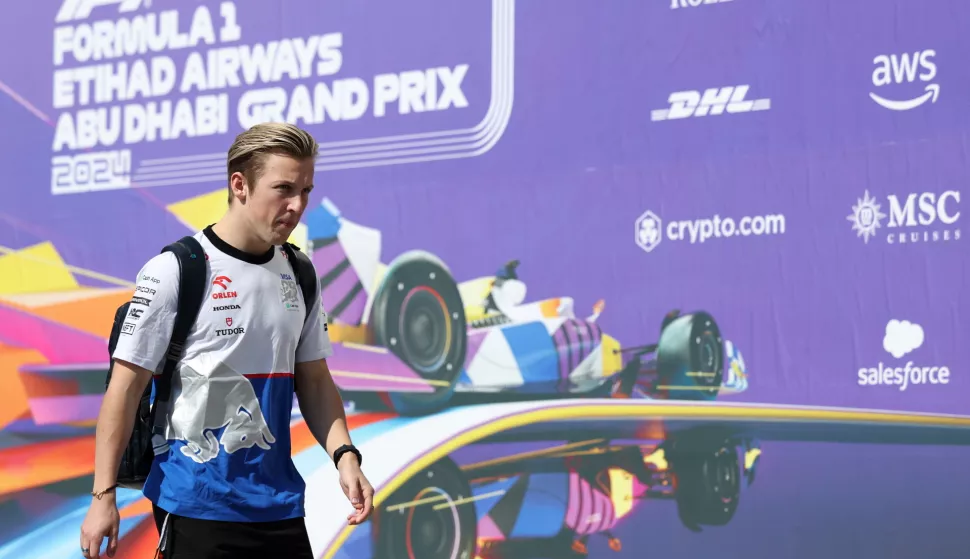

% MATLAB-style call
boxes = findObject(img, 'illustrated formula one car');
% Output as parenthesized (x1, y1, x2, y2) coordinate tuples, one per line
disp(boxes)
(364, 432, 763, 559)
(304, 198, 750, 415)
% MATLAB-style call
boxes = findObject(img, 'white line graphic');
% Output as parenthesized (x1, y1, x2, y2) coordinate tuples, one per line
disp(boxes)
(132, 0, 516, 187)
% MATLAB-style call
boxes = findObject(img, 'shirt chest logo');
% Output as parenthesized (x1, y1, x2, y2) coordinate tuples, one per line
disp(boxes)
(212, 275, 238, 300)
(280, 273, 300, 312)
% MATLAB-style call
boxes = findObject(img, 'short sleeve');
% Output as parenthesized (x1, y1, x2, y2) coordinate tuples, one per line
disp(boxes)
(111, 252, 180, 373)
(296, 276, 334, 363)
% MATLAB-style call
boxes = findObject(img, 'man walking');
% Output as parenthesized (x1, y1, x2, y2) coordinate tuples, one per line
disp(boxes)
(80, 122, 373, 558)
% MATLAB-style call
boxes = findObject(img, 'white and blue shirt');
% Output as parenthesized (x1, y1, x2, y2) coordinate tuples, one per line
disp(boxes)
(112, 226, 333, 522)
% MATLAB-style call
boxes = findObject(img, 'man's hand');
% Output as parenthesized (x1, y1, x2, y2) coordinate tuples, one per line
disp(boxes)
(337, 456, 374, 525)
(79, 495, 120, 558)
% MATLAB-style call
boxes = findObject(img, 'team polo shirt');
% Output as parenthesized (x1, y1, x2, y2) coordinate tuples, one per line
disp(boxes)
(111, 226, 333, 522)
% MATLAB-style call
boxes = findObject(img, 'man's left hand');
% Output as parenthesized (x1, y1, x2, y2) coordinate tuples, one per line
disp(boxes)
(337, 457, 374, 525)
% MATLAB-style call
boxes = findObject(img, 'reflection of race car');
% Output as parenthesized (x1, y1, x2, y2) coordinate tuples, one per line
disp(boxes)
(370, 431, 762, 558)
(305, 198, 749, 415)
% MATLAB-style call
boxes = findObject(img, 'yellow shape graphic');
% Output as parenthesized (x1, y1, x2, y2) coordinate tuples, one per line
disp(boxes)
(289, 222, 308, 251)
(0, 242, 80, 294)
(167, 189, 226, 231)
(167, 189, 309, 249)
(608, 467, 636, 520)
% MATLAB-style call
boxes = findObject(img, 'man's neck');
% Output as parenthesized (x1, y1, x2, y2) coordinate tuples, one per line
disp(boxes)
(210, 214, 272, 255)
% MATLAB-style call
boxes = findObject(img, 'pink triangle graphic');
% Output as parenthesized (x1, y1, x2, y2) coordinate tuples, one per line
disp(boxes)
(477, 514, 506, 541)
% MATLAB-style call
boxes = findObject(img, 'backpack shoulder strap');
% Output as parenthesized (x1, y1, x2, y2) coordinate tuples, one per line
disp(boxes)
(281, 242, 318, 326)
(155, 235, 207, 403)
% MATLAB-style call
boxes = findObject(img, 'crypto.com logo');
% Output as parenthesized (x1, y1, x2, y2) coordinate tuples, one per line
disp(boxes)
(55, 0, 146, 23)
(636, 208, 786, 253)
(635, 211, 663, 252)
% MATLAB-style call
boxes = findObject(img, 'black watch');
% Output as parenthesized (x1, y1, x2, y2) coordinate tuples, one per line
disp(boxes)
(333, 444, 362, 468)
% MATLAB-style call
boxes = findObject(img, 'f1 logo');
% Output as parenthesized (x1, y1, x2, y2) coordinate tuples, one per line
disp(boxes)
(55, 0, 145, 23)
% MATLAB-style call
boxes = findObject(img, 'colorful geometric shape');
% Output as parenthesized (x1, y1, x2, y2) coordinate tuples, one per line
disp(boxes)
(0, 242, 79, 295)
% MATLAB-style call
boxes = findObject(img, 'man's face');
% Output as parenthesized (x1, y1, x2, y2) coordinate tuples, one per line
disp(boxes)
(238, 154, 314, 246)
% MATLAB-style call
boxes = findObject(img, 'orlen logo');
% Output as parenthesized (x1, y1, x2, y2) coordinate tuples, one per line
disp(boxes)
(848, 189, 960, 245)
(858, 319, 950, 391)
(212, 275, 238, 300)
(869, 49, 939, 111)
(651, 85, 770, 121)
(55, 0, 146, 23)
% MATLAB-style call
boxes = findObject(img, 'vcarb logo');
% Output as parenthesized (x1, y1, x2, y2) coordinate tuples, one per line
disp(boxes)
(651, 85, 770, 122)
(55, 0, 146, 23)
(858, 319, 951, 391)
(870, 49, 939, 111)
(848, 189, 960, 245)
(671, 0, 732, 8)
(635, 209, 785, 253)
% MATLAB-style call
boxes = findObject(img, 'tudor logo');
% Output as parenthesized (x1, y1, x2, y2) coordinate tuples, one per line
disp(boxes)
(226, 317, 233, 327)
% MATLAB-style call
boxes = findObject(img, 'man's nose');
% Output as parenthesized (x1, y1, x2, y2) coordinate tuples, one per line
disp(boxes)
(288, 196, 308, 215)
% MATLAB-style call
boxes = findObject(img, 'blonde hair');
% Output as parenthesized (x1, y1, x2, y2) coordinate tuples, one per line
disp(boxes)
(226, 122, 319, 203)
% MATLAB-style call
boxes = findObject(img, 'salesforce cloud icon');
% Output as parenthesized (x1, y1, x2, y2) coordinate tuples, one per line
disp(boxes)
(883, 319, 925, 359)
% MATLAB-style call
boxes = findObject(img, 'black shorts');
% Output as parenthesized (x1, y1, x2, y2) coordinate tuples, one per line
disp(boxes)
(152, 504, 314, 559)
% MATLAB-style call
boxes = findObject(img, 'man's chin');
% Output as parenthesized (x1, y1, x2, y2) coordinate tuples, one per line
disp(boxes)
(270, 225, 295, 244)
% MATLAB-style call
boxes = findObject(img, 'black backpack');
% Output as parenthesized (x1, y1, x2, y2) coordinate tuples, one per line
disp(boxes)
(105, 236, 318, 489)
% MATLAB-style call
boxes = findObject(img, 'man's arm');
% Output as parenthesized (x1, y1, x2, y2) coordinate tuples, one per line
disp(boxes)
(295, 358, 374, 525)
(294, 358, 353, 460)
(91, 360, 154, 496)
(95, 251, 180, 491)
(82, 252, 179, 558)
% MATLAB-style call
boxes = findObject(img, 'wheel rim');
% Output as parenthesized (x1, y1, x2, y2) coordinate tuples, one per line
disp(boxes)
(398, 286, 452, 377)
(710, 449, 739, 507)
(692, 323, 722, 389)
(404, 487, 462, 559)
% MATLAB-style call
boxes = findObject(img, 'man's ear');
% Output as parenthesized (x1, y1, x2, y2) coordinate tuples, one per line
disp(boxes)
(229, 172, 248, 204)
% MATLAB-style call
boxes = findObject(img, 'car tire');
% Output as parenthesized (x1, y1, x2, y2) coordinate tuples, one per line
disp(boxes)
(373, 456, 477, 559)
(371, 250, 467, 416)
(656, 311, 724, 401)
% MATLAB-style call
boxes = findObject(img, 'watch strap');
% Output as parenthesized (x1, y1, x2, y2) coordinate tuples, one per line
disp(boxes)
(333, 444, 362, 468)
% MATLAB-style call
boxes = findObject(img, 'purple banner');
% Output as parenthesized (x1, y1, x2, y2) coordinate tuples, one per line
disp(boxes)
(0, 1, 967, 558)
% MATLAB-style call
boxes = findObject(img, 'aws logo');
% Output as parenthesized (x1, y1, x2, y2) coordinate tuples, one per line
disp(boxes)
(212, 275, 238, 300)
(870, 49, 939, 111)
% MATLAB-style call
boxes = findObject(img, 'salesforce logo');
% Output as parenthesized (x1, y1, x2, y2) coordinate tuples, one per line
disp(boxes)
(857, 319, 951, 391)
